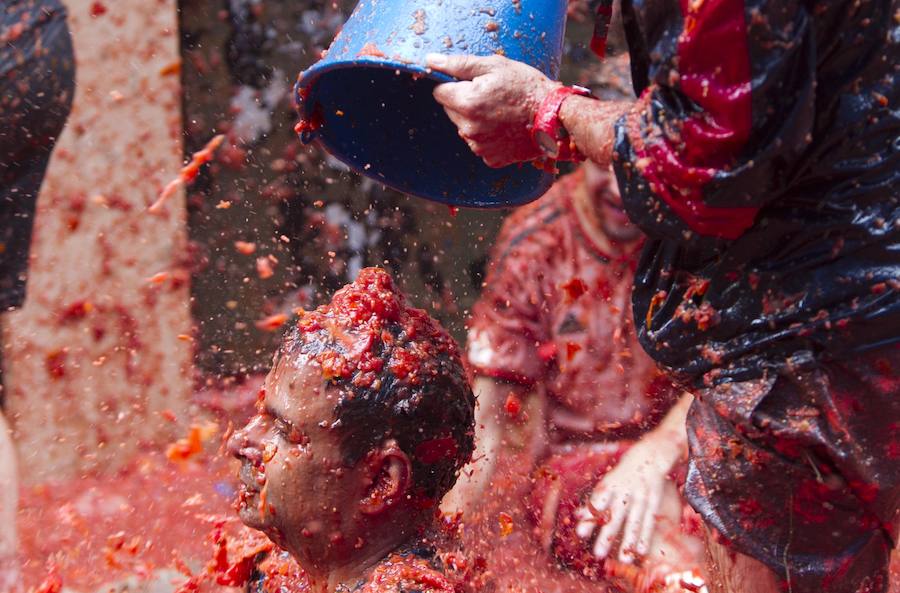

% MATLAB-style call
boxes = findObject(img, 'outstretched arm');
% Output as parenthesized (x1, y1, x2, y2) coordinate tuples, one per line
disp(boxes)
(426, 54, 625, 169)
(441, 376, 543, 516)
(574, 393, 692, 564)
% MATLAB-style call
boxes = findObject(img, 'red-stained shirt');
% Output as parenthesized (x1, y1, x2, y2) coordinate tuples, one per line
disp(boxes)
(467, 169, 675, 441)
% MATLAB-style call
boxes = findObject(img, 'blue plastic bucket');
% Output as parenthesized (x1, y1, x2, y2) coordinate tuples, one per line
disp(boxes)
(295, 0, 567, 207)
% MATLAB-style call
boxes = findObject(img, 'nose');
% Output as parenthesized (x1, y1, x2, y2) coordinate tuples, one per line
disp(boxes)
(227, 414, 267, 464)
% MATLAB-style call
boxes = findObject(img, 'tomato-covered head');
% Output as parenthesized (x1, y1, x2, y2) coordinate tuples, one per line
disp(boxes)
(227, 267, 475, 571)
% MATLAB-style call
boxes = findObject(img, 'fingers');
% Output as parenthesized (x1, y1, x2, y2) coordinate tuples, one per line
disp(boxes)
(442, 107, 480, 140)
(593, 493, 627, 559)
(574, 508, 595, 539)
(481, 151, 513, 168)
(575, 487, 612, 539)
(589, 486, 613, 514)
(426, 53, 503, 80)
(637, 487, 662, 558)
(432, 69, 542, 167)
(432, 80, 476, 112)
(619, 486, 663, 564)
(619, 494, 644, 563)
(438, 101, 481, 153)
(439, 112, 517, 168)
(442, 113, 492, 164)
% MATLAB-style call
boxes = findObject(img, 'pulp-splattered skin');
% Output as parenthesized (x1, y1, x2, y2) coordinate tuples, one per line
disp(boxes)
(275, 266, 475, 501)
(228, 268, 476, 592)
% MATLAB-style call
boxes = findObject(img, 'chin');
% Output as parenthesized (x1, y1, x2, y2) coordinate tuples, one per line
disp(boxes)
(259, 525, 290, 551)
(601, 222, 641, 244)
(238, 507, 287, 550)
(237, 501, 263, 528)
(612, 230, 642, 243)
(236, 487, 269, 530)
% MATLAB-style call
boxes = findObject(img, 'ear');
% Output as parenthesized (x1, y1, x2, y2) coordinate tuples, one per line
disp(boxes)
(359, 442, 412, 516)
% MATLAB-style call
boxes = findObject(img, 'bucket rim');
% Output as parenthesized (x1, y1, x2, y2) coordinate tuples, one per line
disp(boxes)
(296, 56, 456, 99)
(310, 126, 552, 208)
(294, 56, 553, 208)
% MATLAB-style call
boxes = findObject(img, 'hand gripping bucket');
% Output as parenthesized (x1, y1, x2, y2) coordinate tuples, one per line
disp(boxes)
(294, 0, 567, 208)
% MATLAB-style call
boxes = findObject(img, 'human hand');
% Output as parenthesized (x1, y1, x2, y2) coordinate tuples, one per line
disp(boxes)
(426, 54, 560, 168)
(574, 436, 679, 564)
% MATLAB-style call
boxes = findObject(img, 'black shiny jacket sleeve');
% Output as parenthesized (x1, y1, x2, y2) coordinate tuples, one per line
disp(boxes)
(610, 0, 900, 383)
(612, 0, 817, 244)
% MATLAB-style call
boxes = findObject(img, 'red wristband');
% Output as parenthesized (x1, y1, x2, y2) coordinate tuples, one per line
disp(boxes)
(532, 85, 592, 161)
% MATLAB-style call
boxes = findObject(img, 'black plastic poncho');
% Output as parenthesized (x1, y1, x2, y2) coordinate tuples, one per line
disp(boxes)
(611, 0, 900, 386)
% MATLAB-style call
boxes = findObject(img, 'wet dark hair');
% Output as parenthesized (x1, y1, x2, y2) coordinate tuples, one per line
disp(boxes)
(279, 268, 475, 501)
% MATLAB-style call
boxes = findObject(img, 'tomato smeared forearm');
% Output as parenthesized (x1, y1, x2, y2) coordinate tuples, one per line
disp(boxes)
(559, 97, 630, 169)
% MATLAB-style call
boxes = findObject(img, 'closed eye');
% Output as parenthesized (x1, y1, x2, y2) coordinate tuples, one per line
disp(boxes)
(275, 418, 309, 445)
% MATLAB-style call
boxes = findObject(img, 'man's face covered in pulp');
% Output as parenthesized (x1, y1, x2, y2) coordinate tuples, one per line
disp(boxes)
(229, 353, 367, 564)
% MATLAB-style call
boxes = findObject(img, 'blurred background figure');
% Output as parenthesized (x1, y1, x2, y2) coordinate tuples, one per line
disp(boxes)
(443, 54, 704, 593)
(0, 0, 74, 588)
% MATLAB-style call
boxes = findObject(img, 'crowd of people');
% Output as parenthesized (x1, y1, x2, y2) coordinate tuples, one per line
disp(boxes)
(1, 0, 897, 593)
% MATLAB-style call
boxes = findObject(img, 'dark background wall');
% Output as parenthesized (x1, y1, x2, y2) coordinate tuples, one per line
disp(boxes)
(178, 0, 625, 378)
